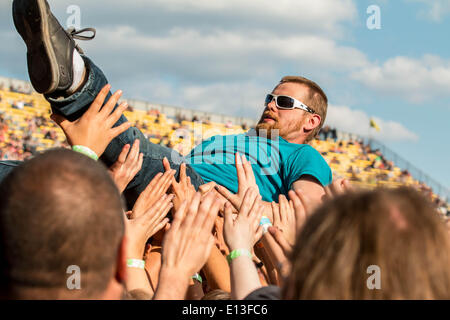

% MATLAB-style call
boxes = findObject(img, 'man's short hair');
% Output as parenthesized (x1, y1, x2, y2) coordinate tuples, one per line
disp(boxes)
(285, 187, 450, 299)
(278, 76, 328, 142)
(0, 149, 125, 299)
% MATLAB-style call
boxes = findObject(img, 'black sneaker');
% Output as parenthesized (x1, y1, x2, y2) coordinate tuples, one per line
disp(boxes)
(12, 0, 95, 94)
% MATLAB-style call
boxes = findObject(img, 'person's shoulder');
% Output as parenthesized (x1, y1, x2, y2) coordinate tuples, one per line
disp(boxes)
(284, 142, 324, 160)
(282, 143, 332, 187)
(244, 285, 281, 300)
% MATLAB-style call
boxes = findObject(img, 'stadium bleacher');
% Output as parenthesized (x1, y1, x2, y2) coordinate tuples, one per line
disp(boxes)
(0, 84, 448, 214)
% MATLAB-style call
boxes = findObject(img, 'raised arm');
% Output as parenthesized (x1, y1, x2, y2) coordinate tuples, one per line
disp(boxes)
(122, 169, 176, 297)
(154, 192, 221, 300)
(215, 152, 275, 221)
(224, 188, 264, 300)
(291, 175, 326, 211)
(51, 84, 130, 158)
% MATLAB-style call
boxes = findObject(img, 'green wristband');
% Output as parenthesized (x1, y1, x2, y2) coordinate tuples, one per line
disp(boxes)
(126, 259, 145, 269)
(191, 273, 203, 284)
(227, 249, 252, 264)
(72, 145, 99, 161)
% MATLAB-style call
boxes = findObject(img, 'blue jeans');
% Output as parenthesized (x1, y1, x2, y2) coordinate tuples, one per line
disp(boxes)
(0, 160, 21, 184)
(45, 56, 204, 208)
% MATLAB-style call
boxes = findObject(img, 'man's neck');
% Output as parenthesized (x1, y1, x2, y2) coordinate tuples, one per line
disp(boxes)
(282, 136, 307, 145)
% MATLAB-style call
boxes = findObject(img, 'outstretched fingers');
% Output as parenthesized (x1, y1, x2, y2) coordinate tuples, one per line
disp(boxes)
(239, 187, 258, 217)
(215, 184, 240, 209)
(116, 144, 131, 165)
(86, 84, 111, 116)
(127, 139, 141, 167)
(50, 113, 71, 132)
(99, 89, 123, 119)
(110, 121, 132, 139)
(235, 152, 246, 188)
(268, 226, 292, 255)
(156, 170, 176, 195)
(170, 200, 188, 233)
(106, 101, 129, 128)
(242, 155, 257, 187)
(224, 201, 234, 229)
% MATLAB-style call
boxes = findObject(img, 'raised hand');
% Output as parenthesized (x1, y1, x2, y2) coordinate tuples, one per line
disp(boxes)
(288, 189, 311, 233)
(124, 193, 174, 259)
(271, 194, 296, 247)
(131, 169, 176, 219)
(223, 188, 265, 300)
(214, 216, 230, 256)
(50, 84, 131, 157)
(223, 188, 264, 252)
(109, 139, 143, 193)
(324, 178, 353, 199)
(162, 158, 196, 211)
(215, 152, 261, 211)
(154, 192, 222, 300)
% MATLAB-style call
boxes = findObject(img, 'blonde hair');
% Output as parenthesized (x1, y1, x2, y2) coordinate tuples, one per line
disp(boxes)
(278, 76, 328, 142)
(284, 187, 450, 299)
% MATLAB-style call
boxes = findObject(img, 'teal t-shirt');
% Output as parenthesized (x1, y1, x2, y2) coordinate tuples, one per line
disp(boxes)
(185, 130, 332, 202)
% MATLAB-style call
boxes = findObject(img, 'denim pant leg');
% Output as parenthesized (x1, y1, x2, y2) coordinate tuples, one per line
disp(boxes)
(45, 56, 204, 208)
(0, 161, 22, 184)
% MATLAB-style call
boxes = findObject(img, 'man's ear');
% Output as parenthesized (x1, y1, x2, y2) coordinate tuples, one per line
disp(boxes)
(304, 114, 321, 131)
(116, 236, 127, 283)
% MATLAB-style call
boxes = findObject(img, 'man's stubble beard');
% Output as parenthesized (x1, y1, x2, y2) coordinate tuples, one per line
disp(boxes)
(255, 111, 282, 139)
(256, 116, 304, 140)
(255, 121, 279, 140)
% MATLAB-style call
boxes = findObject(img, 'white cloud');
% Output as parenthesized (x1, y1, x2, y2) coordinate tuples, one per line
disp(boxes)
(179, 82, 266, 118)
(326, 105, 418, 142)
(82, 25, 368, 83)
(350, 55, 450, 103)
(53, 0, 357, 38)
(0, 0, 435, 144)
(407, 0, 450, 22)
(114, 75, 267, 120)
(152, 0, 357, 34)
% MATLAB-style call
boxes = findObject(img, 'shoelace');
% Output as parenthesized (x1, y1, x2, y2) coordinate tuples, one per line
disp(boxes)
(66, 27, 96, 54)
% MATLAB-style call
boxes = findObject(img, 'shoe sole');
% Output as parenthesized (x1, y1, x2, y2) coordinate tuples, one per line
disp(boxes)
(13, 0, 59, 94)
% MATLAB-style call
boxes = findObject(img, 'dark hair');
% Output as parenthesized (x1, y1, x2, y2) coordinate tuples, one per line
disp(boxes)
(284, 187, 450, 299)
(0, 149, 125, 299)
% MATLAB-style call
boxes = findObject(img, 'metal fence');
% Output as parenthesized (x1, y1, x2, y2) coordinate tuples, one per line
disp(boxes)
(338, 131, 449, 201)
(123, 98, 257, 127)
(0, 76, 256, 127)
(366, 138, 449, 202)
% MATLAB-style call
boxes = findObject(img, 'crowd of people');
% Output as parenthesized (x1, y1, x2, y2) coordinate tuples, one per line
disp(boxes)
(2, 102, 449, 299)
(0, 110, 67, 161)
(1, 0, 449, 300)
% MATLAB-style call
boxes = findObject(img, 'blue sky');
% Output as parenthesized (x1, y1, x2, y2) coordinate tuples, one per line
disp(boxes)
(0, 0, 449, 191)
(347, 0, 450, 191)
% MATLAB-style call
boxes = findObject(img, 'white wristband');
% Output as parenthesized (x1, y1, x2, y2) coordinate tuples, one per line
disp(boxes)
(259, 216, 272, 234)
